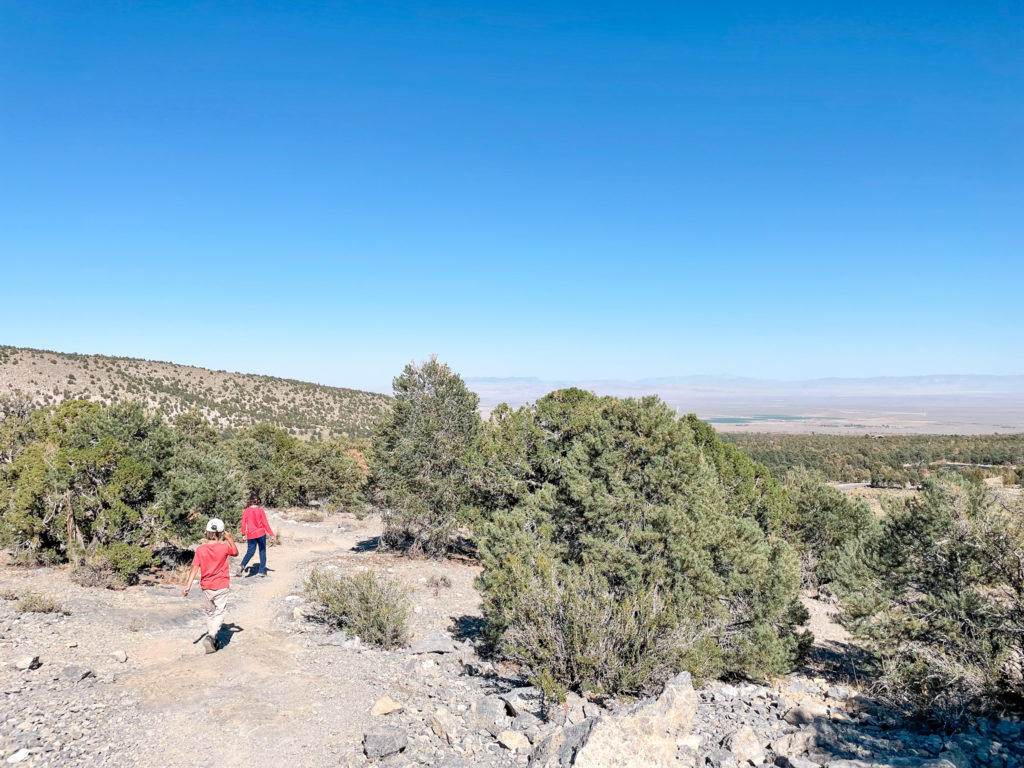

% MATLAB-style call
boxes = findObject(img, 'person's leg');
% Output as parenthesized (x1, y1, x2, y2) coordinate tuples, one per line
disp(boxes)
(239, 538, 258, 572)
(205, 588, 229, 645)
(201, 589, 218, 652)
(257, 535, 267, 575)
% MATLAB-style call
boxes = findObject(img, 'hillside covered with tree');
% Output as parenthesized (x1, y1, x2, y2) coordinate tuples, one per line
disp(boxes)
(0, 346, 390, 438)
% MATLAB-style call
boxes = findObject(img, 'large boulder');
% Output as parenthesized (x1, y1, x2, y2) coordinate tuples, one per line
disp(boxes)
(530, 672, 699, 768)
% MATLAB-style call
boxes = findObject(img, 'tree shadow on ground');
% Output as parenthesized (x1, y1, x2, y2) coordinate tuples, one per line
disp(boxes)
(351, 536, 380, 553)
(450, 615, 485, 643)
(797, 639, 874, 688)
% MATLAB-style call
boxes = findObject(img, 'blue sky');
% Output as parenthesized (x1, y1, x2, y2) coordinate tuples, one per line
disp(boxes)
(2, 1, 1021, 392)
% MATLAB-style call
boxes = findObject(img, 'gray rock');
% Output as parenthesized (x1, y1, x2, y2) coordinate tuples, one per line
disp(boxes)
(513, 711, 542, 731)
(771, 727, 817, 757)
(775, 757, 822, 768)
(409, 631, 458, 654)
(784, 702, 829, 726)
(474, 696, 513, 725)
(500, 687, 544, 718)
(363, 727, 408, 760)
(826, 686, 853, 702)
(705, 747, 739, 768)
(61, 665, 95, 683)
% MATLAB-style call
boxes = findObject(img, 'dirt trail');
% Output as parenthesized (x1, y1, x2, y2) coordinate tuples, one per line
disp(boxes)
(119, 521, 379, 768)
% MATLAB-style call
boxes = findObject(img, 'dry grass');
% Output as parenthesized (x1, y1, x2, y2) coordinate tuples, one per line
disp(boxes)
(287, 508, 325, 523)
(16, 592, 68, 614)
(843, 486, 919, 516)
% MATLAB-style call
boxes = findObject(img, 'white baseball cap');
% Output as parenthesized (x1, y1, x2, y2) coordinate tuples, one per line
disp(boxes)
(206, 518, 225, 533)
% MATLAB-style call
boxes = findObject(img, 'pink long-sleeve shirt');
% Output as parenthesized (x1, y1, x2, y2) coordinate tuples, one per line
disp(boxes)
(240, 506, 273, 540)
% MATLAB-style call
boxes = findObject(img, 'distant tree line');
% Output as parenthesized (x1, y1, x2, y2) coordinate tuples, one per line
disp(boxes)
(0, 396, 368, 585)
(720, 432, 1024, 487)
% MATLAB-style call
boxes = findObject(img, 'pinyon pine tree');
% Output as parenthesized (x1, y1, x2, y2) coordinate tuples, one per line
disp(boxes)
(370, 356, 482, 557)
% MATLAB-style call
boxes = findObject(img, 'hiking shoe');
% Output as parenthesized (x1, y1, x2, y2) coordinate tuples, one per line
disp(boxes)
(235, 566, 246, 577)
(258, 572, 267, 579)
(203, 635, 217, 654)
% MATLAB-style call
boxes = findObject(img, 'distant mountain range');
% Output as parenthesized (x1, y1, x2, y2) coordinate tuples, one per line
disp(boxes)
(3, 344, 1020, 437)
(0, 346, 390, 438)
(465, 375, 1024, 435)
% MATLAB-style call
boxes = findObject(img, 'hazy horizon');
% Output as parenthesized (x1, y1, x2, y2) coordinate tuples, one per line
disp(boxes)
(6, 343, 1023, 434)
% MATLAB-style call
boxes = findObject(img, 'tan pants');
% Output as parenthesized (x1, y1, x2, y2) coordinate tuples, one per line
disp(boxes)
(202, 587, 229, 639)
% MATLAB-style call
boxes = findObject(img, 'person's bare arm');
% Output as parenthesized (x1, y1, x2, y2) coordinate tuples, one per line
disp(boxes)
(225, 531, 239, 557)
(182, 563, 200, 596)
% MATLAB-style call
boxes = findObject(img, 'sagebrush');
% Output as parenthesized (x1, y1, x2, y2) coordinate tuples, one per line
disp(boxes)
(304, 568, 410, 648)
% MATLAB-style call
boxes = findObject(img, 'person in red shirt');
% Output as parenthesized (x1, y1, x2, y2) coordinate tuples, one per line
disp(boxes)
(182, 518, 238, 653)
(238, 494, 275, 578)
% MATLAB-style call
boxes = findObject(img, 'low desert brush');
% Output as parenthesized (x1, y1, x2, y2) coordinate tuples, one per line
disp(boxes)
(305, 568, 410, 649)
(16, 592, 68, 615)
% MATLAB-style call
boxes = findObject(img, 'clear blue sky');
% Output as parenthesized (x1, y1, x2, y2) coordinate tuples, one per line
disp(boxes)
(2, 2, 1021, 392)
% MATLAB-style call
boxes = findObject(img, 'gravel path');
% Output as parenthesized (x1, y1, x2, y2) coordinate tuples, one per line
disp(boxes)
(1, 512, 493, 767)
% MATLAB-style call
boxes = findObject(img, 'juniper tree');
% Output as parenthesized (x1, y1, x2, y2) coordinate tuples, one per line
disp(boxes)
(474, 390, 809, 699)
(836, 472, 1024, 721)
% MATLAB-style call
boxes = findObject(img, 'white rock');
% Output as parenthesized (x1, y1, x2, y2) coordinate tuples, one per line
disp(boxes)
(6, 749, 30, 764)
(498, 730, 530, 751)
(531, 672, 698, 768)
(783, 701, 828, 725)
(14, 656, 38, 671)
(371, 694, 404, 716)
(429, 707, 460, 744)
(724, 725, 764, 765)
(111, 650, 128, 663)
(677, 733, 703, 750)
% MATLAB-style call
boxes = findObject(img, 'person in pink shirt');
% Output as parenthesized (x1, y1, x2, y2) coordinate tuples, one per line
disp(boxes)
(237, 494, 275, 578)
(182, 518, 239, 653)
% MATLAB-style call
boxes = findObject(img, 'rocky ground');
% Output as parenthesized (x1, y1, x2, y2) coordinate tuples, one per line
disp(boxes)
(1, 511, 1021, 768)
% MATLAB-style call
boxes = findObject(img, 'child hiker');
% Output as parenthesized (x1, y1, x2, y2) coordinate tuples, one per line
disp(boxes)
(182, 518, 238, 653)
(237, 494, 275, 578)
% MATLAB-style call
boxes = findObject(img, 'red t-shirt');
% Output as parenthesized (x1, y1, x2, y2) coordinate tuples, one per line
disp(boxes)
(241, 506, 273, 539)
(192, 541, 234, 590)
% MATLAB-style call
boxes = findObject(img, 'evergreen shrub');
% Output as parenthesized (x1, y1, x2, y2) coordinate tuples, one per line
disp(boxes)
(369, 356, 481, 557)
(474, 390, 809, 699)
(837, 473, 1024, 722)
